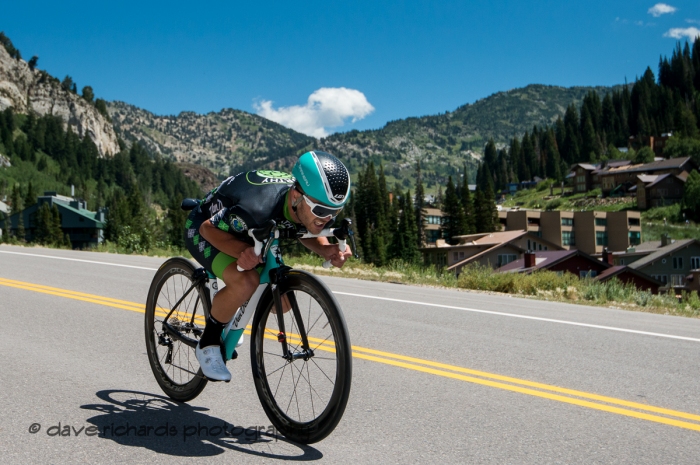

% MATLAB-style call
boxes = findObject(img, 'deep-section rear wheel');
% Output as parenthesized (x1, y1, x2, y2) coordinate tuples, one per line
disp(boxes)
(250, 270, 352, 444)
(145, 257, 209, 402)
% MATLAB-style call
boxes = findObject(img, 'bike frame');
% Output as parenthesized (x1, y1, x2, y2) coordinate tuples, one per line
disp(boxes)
(219, 227, 341, 361)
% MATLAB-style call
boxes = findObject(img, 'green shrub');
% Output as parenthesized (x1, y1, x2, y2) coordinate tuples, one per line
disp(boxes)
(545, 198, 563, 210)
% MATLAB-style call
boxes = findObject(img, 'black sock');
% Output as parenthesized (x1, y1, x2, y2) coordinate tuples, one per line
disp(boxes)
(199, 315, 226, 348)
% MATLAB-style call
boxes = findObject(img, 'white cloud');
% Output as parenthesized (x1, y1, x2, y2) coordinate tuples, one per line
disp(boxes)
(663, 26, 700, 39)
(648, 3, 677, 17)
(254, 87, 375, 138)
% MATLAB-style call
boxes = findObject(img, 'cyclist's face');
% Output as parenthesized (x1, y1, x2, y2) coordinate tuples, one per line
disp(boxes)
(299, 194, 333, 234)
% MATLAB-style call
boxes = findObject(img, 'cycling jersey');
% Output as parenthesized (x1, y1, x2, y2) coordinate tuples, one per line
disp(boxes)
(184, 170, 300, 278)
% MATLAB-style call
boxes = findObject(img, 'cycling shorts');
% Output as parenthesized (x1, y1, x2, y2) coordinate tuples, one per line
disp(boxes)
(184, 211, 262, 279)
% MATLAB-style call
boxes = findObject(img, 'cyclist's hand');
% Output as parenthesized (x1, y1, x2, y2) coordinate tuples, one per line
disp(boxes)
(322, 244, 352, 268)
(237, 246, 262, 270)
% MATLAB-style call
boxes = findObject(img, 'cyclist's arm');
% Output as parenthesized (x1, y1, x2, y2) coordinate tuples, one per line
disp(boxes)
(199, 220, 260, 269)
(300, 237, 352, 268)
(299, 236, 331, 255)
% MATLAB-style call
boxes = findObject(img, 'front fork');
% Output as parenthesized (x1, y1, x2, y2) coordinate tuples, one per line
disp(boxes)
(270, 267, 314, 362)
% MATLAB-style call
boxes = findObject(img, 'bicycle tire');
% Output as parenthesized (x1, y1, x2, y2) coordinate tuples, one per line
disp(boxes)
(250, 269, 352, 444)
(145, 257, 209, 402)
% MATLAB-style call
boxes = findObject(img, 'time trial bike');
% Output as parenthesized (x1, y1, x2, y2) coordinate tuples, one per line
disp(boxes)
(144, 204, 356, 444)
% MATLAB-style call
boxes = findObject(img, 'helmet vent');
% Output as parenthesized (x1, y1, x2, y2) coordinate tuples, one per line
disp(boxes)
(315, 152, 349, 199)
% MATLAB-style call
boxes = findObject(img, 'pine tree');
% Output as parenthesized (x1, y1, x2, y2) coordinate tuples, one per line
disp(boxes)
(50, 204, 63, 245)
(460, 165, 476, 235)
(474, 185, 498, 233)
(413, 161, 426, 247)
(441, 176, 466, 244)
(15, 210, 25, 241)
(24, 181, 37, 207)
(354, 162, 387, 266)
(544, 129, 562, 181)
(10, 183, 22, 215)
(35, 203, 52, 244)
(400, 189, 420, 263)
(521, 132, 536, 180)
(434, 184, 443, 208)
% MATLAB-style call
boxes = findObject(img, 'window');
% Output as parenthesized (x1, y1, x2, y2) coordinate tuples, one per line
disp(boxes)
(673, 257, 683, 269)
(628, 231, 641, 246)
(595, 218, 607, 226)
(596, 231, 608, 246)
(580, 270, 598, 278)
(497, 254, 517, 267)
(538, 243, 542, 251)
(576, 175, 586, 183)
(628, 218, 640, 226)
(453, 252, 459, 261)
(671, 274, 686, 286)
(561, 218, 573, 226)
(691, 257, 700, 269)
(527, 239, 531, 250)
(652, 274, 668, 284)
(562, 231, 576, 246)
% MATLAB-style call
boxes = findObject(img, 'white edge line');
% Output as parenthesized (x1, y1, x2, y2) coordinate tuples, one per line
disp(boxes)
(332, 291, 700, 343)
(3, 249, 698, 343)
(0, 250, 158, 271)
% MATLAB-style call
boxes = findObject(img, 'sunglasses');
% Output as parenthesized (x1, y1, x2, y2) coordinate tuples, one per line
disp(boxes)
(303, 195, 343, 219)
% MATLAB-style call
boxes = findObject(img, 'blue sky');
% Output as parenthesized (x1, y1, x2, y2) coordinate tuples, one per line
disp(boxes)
(3, 1, 700, 137)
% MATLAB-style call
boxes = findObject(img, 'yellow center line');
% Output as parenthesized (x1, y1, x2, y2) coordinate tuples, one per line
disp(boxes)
(3, 277, 700, 431)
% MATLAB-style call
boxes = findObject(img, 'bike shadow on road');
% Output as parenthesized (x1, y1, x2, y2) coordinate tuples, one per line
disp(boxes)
(80, 389, 323, 460)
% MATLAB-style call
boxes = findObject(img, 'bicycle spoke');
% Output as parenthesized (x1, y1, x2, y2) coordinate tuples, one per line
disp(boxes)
(310, 357, 336, 386)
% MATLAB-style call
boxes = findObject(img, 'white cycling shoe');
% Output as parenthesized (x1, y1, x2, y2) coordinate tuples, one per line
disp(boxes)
(195, 344, 231, 382)
(237, 334, 244, 347)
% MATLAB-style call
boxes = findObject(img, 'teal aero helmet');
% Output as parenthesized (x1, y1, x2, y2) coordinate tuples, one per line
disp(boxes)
(292, 151, 351, 208)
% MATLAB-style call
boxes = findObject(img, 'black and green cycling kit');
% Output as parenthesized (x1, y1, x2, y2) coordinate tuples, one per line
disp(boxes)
(184, 170, 301, 278)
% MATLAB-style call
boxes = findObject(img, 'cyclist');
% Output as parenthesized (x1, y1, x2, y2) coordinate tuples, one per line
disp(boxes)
(184, 151, 352, 381)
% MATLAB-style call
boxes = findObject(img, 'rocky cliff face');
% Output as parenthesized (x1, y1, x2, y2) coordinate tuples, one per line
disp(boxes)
(0, 45, 119, 157)
(107, 101, 314, 177)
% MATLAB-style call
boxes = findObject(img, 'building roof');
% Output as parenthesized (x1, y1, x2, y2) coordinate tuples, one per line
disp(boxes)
(453, 230, 528, 246)
(631, 240, 664, 252)
(601, 157, 692, 177)
(628, 239, 698, 270)
(644, 172, 686, 189)
(440, 230, 562, 272)
(595, 265, 663, 286)
(637, 174, 660, 184)
(574, 163, 598, 171)
(497, 249, 583, 273)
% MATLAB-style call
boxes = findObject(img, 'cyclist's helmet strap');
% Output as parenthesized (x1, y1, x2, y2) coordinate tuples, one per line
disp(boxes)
(292, 151, 350, 207)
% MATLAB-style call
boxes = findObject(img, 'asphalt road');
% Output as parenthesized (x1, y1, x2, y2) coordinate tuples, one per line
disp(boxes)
(1, 244, 700, 464)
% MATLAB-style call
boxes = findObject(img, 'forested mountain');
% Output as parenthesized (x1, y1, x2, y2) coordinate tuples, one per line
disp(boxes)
(109, 84, 618, 191)
(479, 40, 700, 193)
(317, 84, 618, 189)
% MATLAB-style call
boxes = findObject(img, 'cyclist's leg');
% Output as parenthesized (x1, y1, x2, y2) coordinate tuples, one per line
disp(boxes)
(210, 258, 259, 323)
(185, 213, 259, 380)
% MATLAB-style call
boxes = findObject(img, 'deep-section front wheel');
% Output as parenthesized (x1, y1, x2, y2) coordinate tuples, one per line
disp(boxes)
(250, 270, 352, 444)
(145, 257, 209, 402)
